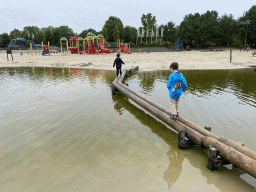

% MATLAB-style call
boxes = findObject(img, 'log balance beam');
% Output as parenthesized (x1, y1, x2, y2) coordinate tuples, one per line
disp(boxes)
(112, 67, 256, 178)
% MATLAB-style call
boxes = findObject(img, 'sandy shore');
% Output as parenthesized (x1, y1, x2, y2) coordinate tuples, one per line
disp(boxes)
(1, 49, 256, 70)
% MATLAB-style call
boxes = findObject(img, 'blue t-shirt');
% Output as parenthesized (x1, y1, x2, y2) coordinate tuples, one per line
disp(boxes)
(167, 72, 188, 98)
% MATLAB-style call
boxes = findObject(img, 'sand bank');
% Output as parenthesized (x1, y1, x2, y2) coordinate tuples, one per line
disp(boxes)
(1, 49, 255, 70)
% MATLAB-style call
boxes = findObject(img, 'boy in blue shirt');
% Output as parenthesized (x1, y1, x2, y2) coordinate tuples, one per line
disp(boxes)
(167, 62, 187, 119)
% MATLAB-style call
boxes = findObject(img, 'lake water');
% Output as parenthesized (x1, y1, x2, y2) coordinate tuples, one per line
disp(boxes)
(0, 67, 255, 191)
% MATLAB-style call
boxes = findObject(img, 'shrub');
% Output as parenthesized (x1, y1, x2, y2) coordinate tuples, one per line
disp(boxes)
(162, 41, 173, 49)
(149, 42, 159, 47)
(137, 41, 147, 47)
(129, 42, 136, 48)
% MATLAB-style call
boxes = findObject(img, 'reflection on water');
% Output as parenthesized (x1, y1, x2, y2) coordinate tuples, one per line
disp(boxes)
(0, 67, 255, 191)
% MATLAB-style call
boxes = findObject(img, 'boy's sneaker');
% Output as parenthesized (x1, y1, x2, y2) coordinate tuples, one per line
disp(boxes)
(170, 115, 177, 120)
(177, 112, 179, 117)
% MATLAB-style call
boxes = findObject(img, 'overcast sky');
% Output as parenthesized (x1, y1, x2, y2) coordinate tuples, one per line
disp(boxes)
(0, 0, 255, 34)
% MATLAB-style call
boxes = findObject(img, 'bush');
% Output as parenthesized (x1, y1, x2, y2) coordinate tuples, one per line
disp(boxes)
(137, 41, 147, 47)
(129, 42, 136, 48)
(162, 41, 173, 49)
(148, 42, 159, 47)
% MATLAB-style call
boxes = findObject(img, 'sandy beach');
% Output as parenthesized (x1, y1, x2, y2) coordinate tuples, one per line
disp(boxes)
(1, 49, 256, 70)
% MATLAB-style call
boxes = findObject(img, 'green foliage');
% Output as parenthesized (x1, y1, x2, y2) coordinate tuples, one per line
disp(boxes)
(1, 33, 10, 47)
(10, 29, 22, 40)
(103, 16, 124, 41)
(148, 42, 159, 47)
(141, 13, 156, 30)
(161, 41, 173, 49)
(44, 29, 52, 44)
(52, 28, 61, 46)
(102, 28, 108, 40)
(36, 31, 44, 44)
(161, 22, 176, 43)
(137, 41, 147, 47)
(129, 42, 136, 47)
(239, 5, 256, 46)
(79, 28, 97, 38)
(113, 26, 120, 41)
(123, 26, 136, 44)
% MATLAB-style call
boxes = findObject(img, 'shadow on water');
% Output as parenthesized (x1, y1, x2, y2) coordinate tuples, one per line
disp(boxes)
(111, 93, 255, 191)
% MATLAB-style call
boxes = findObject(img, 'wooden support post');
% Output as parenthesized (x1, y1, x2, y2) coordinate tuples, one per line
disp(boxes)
(230, 49, 232, 63)
(97, 38, 99, 55)
(48, 41, 50, 55)
(77, 40, 79, 55)
(60, 40, 63, 55)
(41, 41, 43, 55)
(208, 147, 221, 170)
(66, 40, 69, 56)
(30, 43, 33, 56)
(83, 40, 85, 55)
(88, 41, 90, 55)
(129, 43, 130, 53)
(178, 130, 192, 149)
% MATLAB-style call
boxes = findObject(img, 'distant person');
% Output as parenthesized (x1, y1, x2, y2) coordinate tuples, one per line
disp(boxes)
(167, 62, 187, 119)
(113, 53, 125, 77)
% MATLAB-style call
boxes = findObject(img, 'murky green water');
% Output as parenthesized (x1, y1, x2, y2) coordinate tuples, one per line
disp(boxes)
(0, 67, 255, 191)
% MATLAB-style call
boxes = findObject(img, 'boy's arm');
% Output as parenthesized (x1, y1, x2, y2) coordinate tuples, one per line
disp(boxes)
(182, 77, 188, 91)
(121, 58, 125, 64)
(113, 59, 116, 67)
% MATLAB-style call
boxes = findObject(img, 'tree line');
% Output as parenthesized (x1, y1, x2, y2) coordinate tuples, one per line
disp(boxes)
(0, 5, 255, 48)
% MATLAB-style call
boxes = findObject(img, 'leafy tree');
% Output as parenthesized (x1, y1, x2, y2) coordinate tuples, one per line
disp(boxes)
(218, 14, 239, 46)
(52, 28, 61, 46)
(102, 27, 108, 40)
(141, 13, 157, 42)
(141, 13, 156, 30)
(130, 27, 137, 43)
(44, 29, 52, 44)
(1, 33, 10, 47)
(176, 11, 220, 47)
(113, 26, 120, 41)
(123, 26, 137, 43)
(103, 16, 124, 41)
(239, 5, 256, 47)
(10, 29, 22, 40)
(58, 26, 75, 40)
(161, 22, 176, 43)
(79, 28, 98, 38)
(23, 26, 40, 41)
(35, 31, 44, 44)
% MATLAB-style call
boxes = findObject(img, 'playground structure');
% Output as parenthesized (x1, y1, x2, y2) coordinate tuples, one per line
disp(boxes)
(59, 33, 113, 55)
(8, 37, 35, 50)
(172, 38, 185, 52)
(41, 41, 50, 56)
(98, 37, 112, 53)
(118, 39, 131, 54)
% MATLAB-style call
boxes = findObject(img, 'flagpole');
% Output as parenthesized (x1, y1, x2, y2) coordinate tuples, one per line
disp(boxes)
(160, 26, 162, 45)
(146, 27, 148, 45)
(156, 27, 157, 43)
(151, 28, 152, 43)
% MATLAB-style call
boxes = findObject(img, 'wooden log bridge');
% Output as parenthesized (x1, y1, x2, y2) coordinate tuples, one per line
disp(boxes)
(111, 67, 256, 178)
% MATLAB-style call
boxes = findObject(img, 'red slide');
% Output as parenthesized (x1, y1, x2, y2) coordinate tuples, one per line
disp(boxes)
(98, 42, 112, 53)
(89, 42, 97, 54)
(120, 43, 131, 54)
